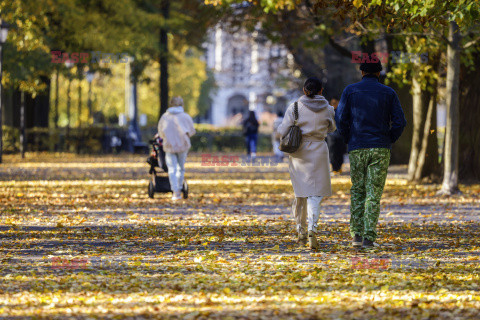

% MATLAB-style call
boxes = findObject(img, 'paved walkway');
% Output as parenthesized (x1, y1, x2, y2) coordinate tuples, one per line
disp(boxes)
(1, 155, 480, 318)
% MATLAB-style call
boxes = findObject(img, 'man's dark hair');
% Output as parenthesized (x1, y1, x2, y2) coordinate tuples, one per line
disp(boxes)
(303, 77, 323, 98)
(360, 56, 383, 74)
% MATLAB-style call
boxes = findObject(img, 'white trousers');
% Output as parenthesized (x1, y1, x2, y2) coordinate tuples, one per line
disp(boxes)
(292, 196, 324, 234)
(165, 151, 188, 192)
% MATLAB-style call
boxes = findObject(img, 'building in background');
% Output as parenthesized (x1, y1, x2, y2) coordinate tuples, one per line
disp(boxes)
(203, 25, 298, 126)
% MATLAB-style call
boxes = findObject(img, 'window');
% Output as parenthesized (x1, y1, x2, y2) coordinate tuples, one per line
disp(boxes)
(232, 48, 244, 83)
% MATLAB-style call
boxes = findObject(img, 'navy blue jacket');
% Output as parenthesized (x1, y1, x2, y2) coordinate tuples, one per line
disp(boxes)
(335, 75, 407, 152)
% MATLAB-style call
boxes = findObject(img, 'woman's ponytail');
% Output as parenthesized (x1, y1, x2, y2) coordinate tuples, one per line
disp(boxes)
(303, 77, 323, 98)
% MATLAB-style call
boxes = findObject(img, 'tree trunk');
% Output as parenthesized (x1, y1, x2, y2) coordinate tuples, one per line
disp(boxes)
(0, 45, 3, 164)
(459, 50, 480, 181)
(279, 10, 325, 78)
(414, 86, 439, 181)
(54, 69, 59, 129)
(360, 39, 375, 54)
(31, 77, 51, 128)
(77, 78, 82, 154)
(386, 34, 412, 164)
(287, 44, 325, 78)
(407, 67, 425, 181)
(66, 78, 71, 140)
(408, 57, 440, 182)
(77, 80, 82, 128)
(438, 21, 461, 195)
(88, 79, 93, 122)
(129, 66, 142, 144)
(159, 0, 170, 119)
(20, 91, 26, 159)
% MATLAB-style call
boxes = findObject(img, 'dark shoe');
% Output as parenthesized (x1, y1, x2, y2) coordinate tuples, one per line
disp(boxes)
(352, 234, 363, 247)
(363, 238, 374, 249)
(297, 233, 307, 246)
(308, 231, 320, 250)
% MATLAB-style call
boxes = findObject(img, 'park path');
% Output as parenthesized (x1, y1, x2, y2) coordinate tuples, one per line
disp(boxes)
(1, 154, 480, 319)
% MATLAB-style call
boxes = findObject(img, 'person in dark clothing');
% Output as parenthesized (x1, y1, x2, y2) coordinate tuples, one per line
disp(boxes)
(336, 58, 407, 249)
(326, 98, 347, 174)
(242, 110, 259, 157)
(272, 111, 285, 162)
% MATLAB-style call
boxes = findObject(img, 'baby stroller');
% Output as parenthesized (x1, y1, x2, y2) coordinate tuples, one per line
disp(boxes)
(146, 136, 188, 199)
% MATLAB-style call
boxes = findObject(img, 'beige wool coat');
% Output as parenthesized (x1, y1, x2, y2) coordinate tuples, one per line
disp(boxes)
(158, 107, 196, 153)
(277, 95, 336, 197)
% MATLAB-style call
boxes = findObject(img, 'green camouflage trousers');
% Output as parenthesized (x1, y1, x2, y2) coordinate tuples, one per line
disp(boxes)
(349, 148, 390, 242)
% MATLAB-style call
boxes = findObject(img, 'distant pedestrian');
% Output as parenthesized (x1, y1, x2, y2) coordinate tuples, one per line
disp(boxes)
(242, 110, 259, 158)
(336, 58, 406, 249)
(272, 111, 284, 162)
(277, 77, 336, 250)
(158, 96, 196, 201)
(110, 131, 122, 154)
(326, 98, 346, 174)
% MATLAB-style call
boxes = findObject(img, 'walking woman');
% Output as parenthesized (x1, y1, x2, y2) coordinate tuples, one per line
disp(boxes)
(277, 77, 336, 249)
(242, 110, 259, 158)
(158, 96, 196, 201)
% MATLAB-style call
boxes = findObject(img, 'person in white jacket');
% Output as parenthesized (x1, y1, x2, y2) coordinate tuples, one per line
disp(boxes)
(158, 97, 196, 201)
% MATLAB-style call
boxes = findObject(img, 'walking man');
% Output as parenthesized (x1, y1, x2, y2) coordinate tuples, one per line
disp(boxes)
(326, 98, 347, 174)
(335, 59, 407, 248)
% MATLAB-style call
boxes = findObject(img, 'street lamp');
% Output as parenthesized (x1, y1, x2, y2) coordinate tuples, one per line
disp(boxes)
(0, 19, 11, 164)
(86, 70, 95, 122)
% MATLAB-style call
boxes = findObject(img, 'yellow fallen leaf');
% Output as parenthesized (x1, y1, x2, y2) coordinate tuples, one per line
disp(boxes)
(353, 0, 362, 8)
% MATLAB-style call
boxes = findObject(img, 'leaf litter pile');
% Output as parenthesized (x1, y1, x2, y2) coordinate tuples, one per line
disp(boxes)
(1, 153, 479, 319)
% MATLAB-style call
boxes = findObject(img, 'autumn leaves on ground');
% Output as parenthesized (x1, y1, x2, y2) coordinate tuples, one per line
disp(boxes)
(1, 154, 479, 319)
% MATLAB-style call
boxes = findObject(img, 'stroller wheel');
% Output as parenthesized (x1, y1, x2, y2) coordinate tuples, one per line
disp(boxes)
(182, 180, 188, 199)
(148, 181, 155, 199)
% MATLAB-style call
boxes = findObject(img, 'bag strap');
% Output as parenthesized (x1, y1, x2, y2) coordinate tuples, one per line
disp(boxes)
(293, 101, 299, 125)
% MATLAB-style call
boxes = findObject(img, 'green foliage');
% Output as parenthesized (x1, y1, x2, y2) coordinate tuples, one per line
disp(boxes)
(1, 0, 221, 122)
(2, 125, 105, 153)
(1, 126, 20, 153)
(169, 47, 209, 118)
(0, 0, 53, 94)
(191, 125, 272, 152)
(50, 46, 209, 127)
(2, 124, 273, 153)
(385, 37, 442, 91)
(197, 68, 217, 118)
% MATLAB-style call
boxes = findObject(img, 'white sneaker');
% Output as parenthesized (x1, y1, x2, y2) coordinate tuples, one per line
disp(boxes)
(172, 191, 182, 201)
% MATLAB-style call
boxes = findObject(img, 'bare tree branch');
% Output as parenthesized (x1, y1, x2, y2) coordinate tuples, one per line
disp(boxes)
(463, 36, 480, 49)
(328, 37, 352, 58)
